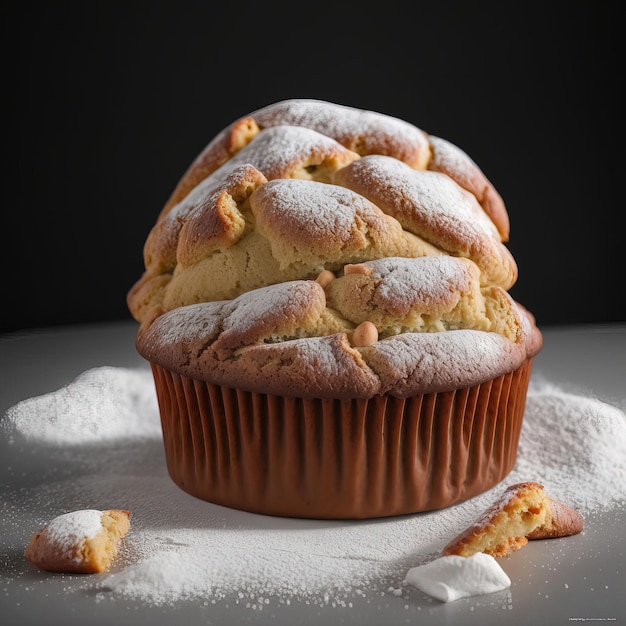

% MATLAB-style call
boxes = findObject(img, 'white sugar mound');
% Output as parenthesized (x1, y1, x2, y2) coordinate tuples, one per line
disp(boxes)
(1, 366, 161, 445)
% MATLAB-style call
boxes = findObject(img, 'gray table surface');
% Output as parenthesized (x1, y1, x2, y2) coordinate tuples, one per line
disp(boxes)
(1, 321, 625, 625)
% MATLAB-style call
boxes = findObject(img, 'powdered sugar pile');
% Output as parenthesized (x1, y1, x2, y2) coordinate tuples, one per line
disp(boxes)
(1, 366, 161, 446)
(1, 366, 625, 607)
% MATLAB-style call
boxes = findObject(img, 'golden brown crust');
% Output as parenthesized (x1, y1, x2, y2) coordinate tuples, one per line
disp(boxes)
(427, 135, 510, 241)
(161, 99, 431, 215)
(161, 116, 261, 218)
(528, 498, 585, 540)
(323, 256, 518, 340)
(136, 275, 539, 399)
(128, 99, 541, 399)
(129, 101, 517, 325)
(25, 509, 131, 574)
(442, 482, 583, 558)
(248, 99, 431, 168)
(249, 179, 441, 269)
(332, 155, 517, 289)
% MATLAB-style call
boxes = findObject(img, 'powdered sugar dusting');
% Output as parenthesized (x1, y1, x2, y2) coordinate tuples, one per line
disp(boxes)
(253, 178, 380, 240)
(252, 98, 430, 166)
(343, 155, 501, 242)
(162, 125, 355, 229)
(2, 367, 625, 607)
(39, 510, 103, 563)
(255, 99, 421, 142)
(361, 256, 473, 313)
(362, 330, 525, 395)
(213, 125, 354, 185)
(429, 135, 481, 182)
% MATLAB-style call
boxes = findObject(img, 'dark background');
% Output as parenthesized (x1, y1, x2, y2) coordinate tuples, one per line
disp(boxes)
(4, 2, 621, 335)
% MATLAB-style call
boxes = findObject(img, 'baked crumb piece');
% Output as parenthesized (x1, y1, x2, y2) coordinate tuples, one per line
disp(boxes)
(25, 509, 131, 573)
(442, 482, 583, 557)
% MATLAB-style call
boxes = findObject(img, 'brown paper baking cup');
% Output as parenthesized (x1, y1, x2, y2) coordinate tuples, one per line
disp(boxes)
(149, 358, 533, 519)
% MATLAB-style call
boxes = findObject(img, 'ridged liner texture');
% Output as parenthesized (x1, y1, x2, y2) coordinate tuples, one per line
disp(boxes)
(150, 358, 533, 519)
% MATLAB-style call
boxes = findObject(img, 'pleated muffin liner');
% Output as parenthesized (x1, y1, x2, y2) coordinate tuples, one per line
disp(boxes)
(149, 358, 534, 519)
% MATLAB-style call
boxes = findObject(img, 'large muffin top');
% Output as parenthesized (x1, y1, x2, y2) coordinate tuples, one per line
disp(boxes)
(130, 99, 541, 398)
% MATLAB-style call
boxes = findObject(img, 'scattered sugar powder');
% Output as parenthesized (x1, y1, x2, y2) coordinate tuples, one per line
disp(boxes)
(1, 366, 625, 607)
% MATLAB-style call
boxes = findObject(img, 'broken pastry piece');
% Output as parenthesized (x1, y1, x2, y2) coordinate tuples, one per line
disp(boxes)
(25, 509, 131, 573)
(442, 482, 583, 558)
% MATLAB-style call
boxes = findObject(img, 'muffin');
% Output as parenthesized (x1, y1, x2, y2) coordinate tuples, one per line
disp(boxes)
(127, 99, 542, 519)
